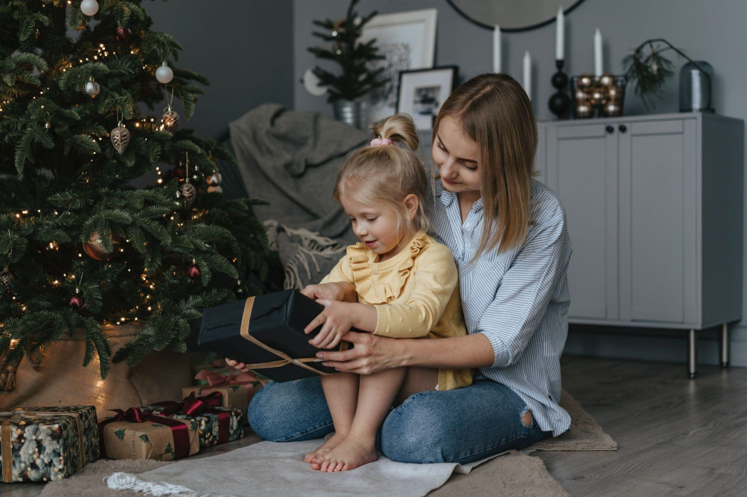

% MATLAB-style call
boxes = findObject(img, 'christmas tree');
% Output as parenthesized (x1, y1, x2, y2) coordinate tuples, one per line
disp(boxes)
(0, 0, 274, 390)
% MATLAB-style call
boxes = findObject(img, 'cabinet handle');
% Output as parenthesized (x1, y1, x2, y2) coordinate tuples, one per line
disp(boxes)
(606, 125, 615, 134)
(619, 124, 627, 133)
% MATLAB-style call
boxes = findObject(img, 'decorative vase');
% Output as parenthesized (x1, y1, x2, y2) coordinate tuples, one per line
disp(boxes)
(679, 60, 714, 113)
(333, 99, 369, 130)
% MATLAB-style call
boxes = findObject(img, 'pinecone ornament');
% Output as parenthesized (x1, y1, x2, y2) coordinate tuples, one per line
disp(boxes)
(84, 76, 100, 98)
(179, 182, 197, 209)
(188, 259, 201, 279)
(0, 267, 12, 292)
(161, 106, 179, 133)
(111, 122, 130, 154)
(69, 289, 84, 309)
(115, 26, 131, 41)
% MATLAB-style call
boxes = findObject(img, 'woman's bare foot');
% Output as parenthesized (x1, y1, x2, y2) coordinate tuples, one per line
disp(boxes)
(304, 432, 347, 463)
(310, 434, 378, 472)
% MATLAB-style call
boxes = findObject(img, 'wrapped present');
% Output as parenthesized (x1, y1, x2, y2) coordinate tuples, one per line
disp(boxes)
(182, 368, 265, 413)
(190, 358, 233, 386)
(198, 290, 350, 382)
(99, 408, 200, 461)
(145, 392, 243, 448)
(1, 405, 98, 483)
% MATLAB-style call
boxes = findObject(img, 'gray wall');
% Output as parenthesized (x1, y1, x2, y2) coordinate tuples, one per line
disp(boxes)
(294, 0, 747, 368)
(146, 0, 294, 140)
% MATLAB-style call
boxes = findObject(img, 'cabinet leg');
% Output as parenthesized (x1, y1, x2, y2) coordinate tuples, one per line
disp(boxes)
(688, 329, 698, 379)
(720, 323, 730, 368)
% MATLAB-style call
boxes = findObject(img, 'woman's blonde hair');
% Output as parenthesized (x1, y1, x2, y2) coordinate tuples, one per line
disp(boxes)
(333, 114, 429, 236)
(433, 73, 537, 256)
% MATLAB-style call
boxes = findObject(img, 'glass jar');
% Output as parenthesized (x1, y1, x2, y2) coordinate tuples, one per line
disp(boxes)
(679, 61, 714, 112)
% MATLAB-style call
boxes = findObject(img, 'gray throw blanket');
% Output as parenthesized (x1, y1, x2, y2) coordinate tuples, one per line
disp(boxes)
(229, 104, 369, 288)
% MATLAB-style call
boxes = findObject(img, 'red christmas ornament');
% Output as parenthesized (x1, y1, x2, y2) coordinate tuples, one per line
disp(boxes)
(115, 26, 131, 41)
(188, 260, 201, 279)
(173, 166, 185, 179)
(69, 290, 84, 309)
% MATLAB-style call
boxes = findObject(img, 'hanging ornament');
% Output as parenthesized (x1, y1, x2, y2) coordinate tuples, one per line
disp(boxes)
(111, 110, 130, 154)
(0, 267, 13, 292)
(160, 86, 179, 133)
(45, 122, 51, 129)
(69, 288, 84, 309)
(156, 62, 173, 84)
(172, 165, 185, 179)
(83, 230, 121, 261)
(178, 152, 197, 208)
(84, 76, 100, 98)
(207, 172, 223, 194)
(188, 259, 201, 279)
(80, 0, 99, 16)
(115, 26, 131, 41)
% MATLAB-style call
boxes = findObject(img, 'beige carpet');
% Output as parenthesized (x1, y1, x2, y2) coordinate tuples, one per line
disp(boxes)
(40, 389, 614, 497)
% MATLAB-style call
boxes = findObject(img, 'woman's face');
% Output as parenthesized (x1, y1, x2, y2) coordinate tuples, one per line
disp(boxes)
(432, 115, 481, 195)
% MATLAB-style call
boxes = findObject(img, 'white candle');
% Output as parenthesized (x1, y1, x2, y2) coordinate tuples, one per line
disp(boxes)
(556, 7, 564, 60)
(523, 51, 532, 101)
(493, 25, 501, 73)
(594, 28, 603, 76)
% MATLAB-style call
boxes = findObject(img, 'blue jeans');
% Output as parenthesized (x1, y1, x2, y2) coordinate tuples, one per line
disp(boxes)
(247, 377, 550, 464)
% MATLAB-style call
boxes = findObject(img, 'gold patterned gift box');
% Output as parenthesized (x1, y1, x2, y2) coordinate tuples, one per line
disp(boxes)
(142, 403, 244, 449)
(99, 408, 200, 461)
(1, 405, 99, 483)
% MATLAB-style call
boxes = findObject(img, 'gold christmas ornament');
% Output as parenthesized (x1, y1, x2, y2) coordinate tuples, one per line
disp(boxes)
(574, 88, 589, 102)
(602, 98, 624, 117)
(206, 173, 222, 186)
(574, 98, 594, 118)
(84, 76, 100, 98)
(607, 85, 622, 100)
(111, 121, 130, 154)
(577, 73, 594, 89)
(83, 230, 121, 261)
(161, 106, 179, 133)
(44, 122, 51, 129)
(179, 183, 197, 208)
(590, 85, 609, 107)
(598, 72, 616, 87)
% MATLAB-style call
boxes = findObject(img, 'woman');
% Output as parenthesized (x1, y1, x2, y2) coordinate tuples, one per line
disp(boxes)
(236, 73, 572, 464)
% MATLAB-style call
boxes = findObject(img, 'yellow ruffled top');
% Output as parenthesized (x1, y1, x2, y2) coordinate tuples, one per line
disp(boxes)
(320, 231, 473, 391)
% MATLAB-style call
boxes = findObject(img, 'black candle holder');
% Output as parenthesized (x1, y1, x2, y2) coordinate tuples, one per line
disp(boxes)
(548, 60, 571, 120)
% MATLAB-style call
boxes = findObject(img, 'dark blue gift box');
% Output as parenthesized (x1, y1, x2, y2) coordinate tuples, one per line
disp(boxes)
(198, 290, 346, 382)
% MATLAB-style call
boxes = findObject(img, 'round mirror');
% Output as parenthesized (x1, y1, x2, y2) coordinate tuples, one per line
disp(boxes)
(447, 0, 586, 32)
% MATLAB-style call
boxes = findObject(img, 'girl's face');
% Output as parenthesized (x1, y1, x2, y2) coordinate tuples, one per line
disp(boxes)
(340, 192, 418, 260)
(432, 115, 481, 195)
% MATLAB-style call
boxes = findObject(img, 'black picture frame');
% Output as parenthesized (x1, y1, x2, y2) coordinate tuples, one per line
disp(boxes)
(395, 65, 459, 130)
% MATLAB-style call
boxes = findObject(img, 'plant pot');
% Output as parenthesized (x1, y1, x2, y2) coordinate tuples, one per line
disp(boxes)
(332, 99, 369, 130)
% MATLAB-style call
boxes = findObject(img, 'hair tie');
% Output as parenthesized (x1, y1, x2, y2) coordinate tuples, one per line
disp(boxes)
(370, 137, 399, 148)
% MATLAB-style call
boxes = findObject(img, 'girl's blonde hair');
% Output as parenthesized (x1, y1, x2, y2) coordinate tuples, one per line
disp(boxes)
(433, 73, 537, 257)
(333, 114, 429, 236)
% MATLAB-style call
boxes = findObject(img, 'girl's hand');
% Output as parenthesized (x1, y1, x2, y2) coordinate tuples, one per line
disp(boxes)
(305, 300, 355, 349)
(315, 331, 403, 375)
(302, 282, 357, 302)
(225, 358, 251, 373)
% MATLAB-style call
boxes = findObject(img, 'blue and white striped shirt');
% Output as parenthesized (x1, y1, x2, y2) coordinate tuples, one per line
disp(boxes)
(426, 165, 573, 437)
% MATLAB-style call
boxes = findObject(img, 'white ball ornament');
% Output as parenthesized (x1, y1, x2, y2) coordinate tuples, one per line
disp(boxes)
(156, 62, 173, 84)
(80, 0, 99, 16)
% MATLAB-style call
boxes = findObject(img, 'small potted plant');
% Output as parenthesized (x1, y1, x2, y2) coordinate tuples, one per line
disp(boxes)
(623, 38, 713, 112)
(307, 0, 389, 129)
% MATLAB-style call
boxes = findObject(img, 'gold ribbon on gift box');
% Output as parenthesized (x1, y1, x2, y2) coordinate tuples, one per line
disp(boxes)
(1, 409, 87, 483)
(238, 297, 332, 376)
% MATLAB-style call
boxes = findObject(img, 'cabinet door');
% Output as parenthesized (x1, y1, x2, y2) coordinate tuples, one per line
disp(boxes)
(619, 119, 697, 323)
(547, 123, 618, 320)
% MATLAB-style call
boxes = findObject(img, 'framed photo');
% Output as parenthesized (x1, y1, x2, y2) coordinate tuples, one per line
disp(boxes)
(396, 66, 459, 130)
(360, 9, 438, 124)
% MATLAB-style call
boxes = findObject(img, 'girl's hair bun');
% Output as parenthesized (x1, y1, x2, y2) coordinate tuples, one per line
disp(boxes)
(371, 114, 419, 151)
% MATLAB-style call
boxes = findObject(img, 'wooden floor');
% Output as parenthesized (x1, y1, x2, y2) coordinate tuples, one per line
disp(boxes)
(4, 356, 747, 497)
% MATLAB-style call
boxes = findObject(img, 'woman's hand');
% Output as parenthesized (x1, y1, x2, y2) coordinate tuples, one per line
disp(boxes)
(304, 300, 356, 349)
(315, 331, 404, 375)
(302, 282, 357, 302)
(225, 358, 250, 373)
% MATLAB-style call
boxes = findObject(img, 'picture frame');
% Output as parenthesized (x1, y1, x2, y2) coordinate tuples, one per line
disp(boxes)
(360, 9, 438, 124)
(395, 66, 459, 131)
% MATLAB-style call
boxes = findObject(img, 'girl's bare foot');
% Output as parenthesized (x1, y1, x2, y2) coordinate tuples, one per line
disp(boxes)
(310, 434, 378, 472)
(304, 432, 347, 463)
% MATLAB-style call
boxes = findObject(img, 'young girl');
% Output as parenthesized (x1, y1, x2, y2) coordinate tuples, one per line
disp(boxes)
(299, 114, 472, 472)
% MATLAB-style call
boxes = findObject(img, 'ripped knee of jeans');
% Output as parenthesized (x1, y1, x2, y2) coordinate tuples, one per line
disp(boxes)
(520, 408, 533, 428)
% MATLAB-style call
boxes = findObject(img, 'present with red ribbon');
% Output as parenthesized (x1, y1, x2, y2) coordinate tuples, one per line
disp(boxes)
(98, 406, 200, 461)
(182, 368, 266, 414)
(143, 392, 244, 449)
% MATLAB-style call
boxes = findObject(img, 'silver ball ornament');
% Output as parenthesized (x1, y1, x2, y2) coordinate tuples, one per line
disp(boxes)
(156, 62, 173, 84)
(84, 77, 100, 98)
(80, 0, 99, 16)
(161, 106, 179, 133)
